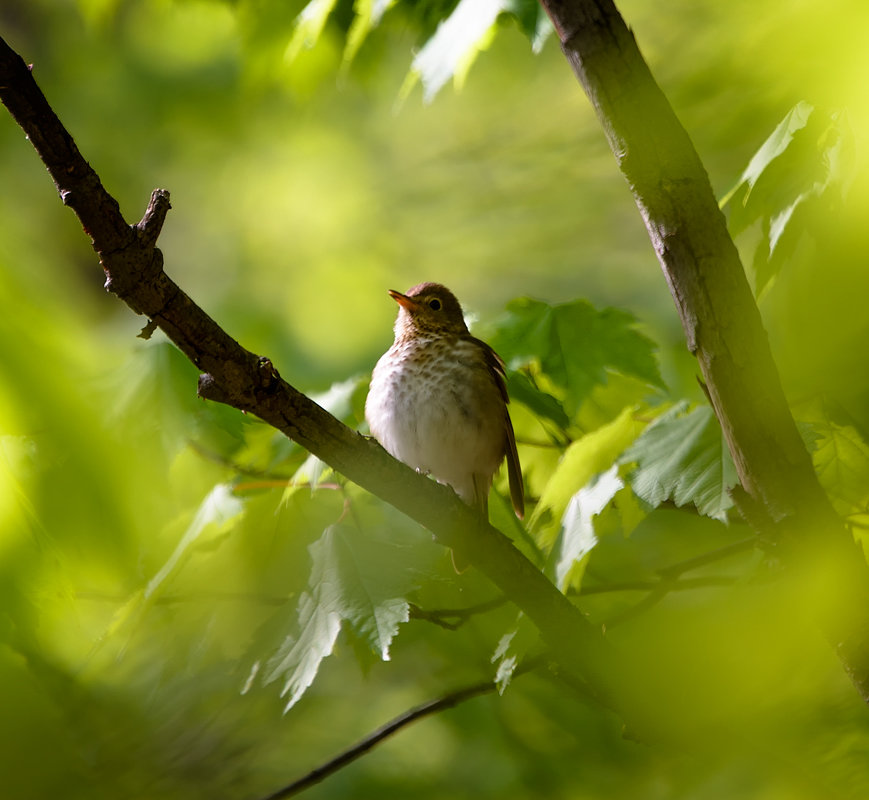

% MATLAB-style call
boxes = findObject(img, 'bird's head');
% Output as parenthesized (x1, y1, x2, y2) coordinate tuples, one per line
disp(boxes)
(389, 282, 470, 338)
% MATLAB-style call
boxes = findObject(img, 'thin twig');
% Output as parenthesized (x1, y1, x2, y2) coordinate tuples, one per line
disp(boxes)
(656, 537, 757, 579)
(591, 538, 757, 628)
(603, 586, 669, 629)
(575, 537, 756, 602)
(187, 439, 294, 482)
(409, 596, 509, 630)
(259, 664, 538, 800)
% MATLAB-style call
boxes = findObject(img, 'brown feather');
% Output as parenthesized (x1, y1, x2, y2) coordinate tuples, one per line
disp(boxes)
(476, 336, 524, 518)
(504, 413, 525, 518)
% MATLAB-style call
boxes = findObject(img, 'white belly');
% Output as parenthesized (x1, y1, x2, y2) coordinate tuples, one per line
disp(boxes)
(365, 338, 506, 505)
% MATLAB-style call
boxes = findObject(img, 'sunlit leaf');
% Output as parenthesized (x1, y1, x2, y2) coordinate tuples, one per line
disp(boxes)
(505, 370, 570, 431)
(343, 0, 397, 67)
(401, 0, 510, 103)
(488, 298, 664, 417)
(555, 465, 623, 591)
(267, 588, 342, 713)
(292, 452, 330, 488)
(108, 339, 246, 454)
(721, 103, 855, 296)
(492, 613, 538, 693)
(265, 517, 437, 711)
(532, 406, 646, 548)
(312, 374, 369, 421)
(146, 484, 245, 599)
(505, 0, 554, 52)
(577, 372, 664, 433)
(811, 419, 869, 515)
(288, 375, 369, 491)
(91, 483, 247, 657)
(285, 0, 340, 63)
(622, 403, 738, 520)
(720, 102, 814, 210)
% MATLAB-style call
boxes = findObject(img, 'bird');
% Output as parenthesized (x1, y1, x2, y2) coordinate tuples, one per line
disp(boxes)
(365, 282, 524, 526)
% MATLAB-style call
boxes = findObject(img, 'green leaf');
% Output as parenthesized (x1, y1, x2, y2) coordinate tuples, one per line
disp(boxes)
(312, 374, 370, 422)
(265, 516, 438, 711)
(720, 102, 814, 210)
(577, 372, 664, 433)
(555, 465, 623, 591)
(488, 298, 664, 417)
(532, 406, 646, 548)
(400, 0, 510, 103)
(285, 0, 340, 63)
(811, 419, 869, 515)
(721, 104, 855, 296)
(290, 376, 368, 489)
(578, 508, 755, 626)
(492, 613, 538, 693)
(146, 484, 245, 600)
(93, 483, 246, 656)
(266, 578, 343, 713)
(504, 0, 553, 53)
(343, 0, 396, 67)
(505, 370, 570, 431)
(109, 340, 246, 453)
(796, 420, 823, 454)
(622, 404, 738, 521)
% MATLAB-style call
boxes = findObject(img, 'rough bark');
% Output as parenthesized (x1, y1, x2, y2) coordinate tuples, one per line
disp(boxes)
(538, 0, 869, 700)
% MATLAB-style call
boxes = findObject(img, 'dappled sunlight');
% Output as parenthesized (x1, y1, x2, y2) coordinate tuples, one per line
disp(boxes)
(2, 0, 869, 797)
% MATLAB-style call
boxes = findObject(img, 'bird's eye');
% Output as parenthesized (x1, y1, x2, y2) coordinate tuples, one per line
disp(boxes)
(428, 298, 442, 311)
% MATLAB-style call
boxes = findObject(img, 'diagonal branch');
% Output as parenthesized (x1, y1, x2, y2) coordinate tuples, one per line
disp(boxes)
(409, 596, 509, 629)
(259, 665, 540, 800)
(0, 34, 625, 718)
(537, 0, 869, 700)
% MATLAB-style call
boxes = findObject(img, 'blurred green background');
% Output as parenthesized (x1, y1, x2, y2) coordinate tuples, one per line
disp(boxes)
(2, 0, 869, 798)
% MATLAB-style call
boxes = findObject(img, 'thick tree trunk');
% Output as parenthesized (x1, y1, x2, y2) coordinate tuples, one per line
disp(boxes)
(538, 0, 869, 701)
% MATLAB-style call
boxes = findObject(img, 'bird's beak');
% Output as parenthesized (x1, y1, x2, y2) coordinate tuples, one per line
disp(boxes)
(388, 289, 420, 311)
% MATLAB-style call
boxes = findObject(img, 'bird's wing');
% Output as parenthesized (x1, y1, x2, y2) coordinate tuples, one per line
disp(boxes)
(475, 337, 524, 518)
(504, 411, 525, 519)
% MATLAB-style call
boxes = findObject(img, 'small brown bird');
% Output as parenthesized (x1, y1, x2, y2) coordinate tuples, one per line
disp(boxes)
(365, 282, 524, 521)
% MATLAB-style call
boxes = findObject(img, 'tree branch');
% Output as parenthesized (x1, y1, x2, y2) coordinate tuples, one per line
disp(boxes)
(538, 0, 869, 700)
(0, 34, 626, 717)
(259, 668, 536, 799)
(409, 596, 509, 630)
(578, 538, 752, 628)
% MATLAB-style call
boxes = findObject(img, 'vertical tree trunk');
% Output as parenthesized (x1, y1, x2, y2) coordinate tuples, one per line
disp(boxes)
(538, 0, 869, 701)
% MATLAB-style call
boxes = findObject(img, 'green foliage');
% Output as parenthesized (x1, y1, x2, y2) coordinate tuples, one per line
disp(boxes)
(487, 297, 665, 416)
(552, 464, 623, 591)
(262, 496, 441, 711)
(721, 102, 855, 296)
(276, 0, 552, 102)
(808, 416, 869, 517)
(623, 402, 739, 521)
(145, 483, 246, 599)
(531, 405, 644, 552)
(203, 296, 665, 717)
(4, 0, 869, 798)
(400, 0, 509, 102)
